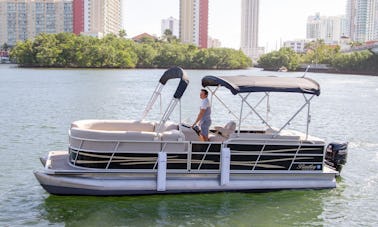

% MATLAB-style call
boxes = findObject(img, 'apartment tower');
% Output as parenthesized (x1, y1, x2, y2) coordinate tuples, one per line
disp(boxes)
(241, 0, 259, 59)
(306, 13, 347, 43)
(0, 0, 73, 46)
(161, 16, 179, 38)
(179, 0, 208, 48)
(73, 0, 121, 37)
(73, 0, 84, 34)
(346, 0, 378, 42)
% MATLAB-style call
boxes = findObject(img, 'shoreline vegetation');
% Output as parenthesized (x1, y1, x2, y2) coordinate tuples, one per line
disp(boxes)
(9, 33, 252, 70)
(9, 33, 377, 75)
(257, 40, 378, 76)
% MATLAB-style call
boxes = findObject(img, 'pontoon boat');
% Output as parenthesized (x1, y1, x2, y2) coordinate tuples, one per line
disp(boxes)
(34, 67, 347, 195)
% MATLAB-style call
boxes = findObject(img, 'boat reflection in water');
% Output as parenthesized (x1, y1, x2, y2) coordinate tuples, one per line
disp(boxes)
(34, 67, 348, 195)
(41, 190, 329, 226)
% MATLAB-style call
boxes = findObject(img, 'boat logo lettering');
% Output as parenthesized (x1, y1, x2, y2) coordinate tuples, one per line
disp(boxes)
(297, 164, 317, 170)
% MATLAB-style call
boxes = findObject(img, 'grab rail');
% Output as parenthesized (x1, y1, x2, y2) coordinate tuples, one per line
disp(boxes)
(68, 134, 325, 174)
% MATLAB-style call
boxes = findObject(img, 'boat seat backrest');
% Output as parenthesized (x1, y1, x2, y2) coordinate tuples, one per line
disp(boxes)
(179, 124, 201, 141)
(71, 120, 156, 132)
(160, 130, 187, 152)
(214, 121, 236, 138)
(161, 130, 185, 141)
(69, 128, 160, 152)
(160, 121, 179, 132)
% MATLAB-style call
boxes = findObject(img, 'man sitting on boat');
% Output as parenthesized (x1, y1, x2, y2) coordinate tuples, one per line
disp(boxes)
(192, 89, 212, 141)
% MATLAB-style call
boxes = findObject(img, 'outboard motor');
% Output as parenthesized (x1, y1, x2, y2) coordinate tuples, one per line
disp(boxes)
(325, 142, 348, 173)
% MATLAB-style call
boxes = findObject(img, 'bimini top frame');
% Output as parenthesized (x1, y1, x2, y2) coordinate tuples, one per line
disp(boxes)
(141, 67, 189, 132)
(202, 75, 320, 96)
(202, 75, 321, 140)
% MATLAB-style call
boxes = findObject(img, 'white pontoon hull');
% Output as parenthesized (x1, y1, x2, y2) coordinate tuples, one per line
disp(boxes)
(34, 170, 337, 196)
(34, 152, 337, 196)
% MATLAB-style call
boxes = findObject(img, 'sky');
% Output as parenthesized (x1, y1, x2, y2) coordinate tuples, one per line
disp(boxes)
(122, 0, 347, 51)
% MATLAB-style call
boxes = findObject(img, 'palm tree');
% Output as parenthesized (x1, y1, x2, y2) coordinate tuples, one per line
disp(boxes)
(1, 43, 9, 51)
(118, 29, 127, 38)
(162, 29, 178, 43)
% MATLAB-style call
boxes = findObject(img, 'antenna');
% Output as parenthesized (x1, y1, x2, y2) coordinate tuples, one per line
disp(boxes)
(302, 64, 311, 78)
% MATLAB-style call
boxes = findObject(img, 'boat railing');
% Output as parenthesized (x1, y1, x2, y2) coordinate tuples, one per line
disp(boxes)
(68, 142, 225, 174)
(67, 133, 325, 174)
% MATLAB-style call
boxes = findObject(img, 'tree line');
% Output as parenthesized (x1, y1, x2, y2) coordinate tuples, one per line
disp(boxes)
(257, 39, 378, 75)
(10, 32, 252, 69)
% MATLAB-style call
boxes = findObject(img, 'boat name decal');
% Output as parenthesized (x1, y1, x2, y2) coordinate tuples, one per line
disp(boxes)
(297, 164, 320, 170)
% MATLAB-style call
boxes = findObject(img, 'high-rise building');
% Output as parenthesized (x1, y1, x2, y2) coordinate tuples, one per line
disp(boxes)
(73, 0, 84, 35)
(179, 0, 208, 48)
(326, 16, 348, 41)
(346, 0, 378, 42)
(161, 16, 179, 38)
(208, 36, 222, 48)
(0, 0, 73, 46)
(283, 40, 307, 53)
(306, 13, 322, 40)
(241, 0, 259, 59)
(306, 13, 347, 43)
(73, 0, 121, 37)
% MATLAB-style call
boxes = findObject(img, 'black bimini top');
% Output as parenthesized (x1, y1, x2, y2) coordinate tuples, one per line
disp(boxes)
(202, 75, 320, 96)
(159, 67, 189, 99)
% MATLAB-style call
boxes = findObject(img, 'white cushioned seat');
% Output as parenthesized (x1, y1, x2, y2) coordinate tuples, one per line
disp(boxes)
(160, 121, 179, 132)
(69, 128, 160, 152)
(161, 130, 187, 152)
(70, 120, 160, 152)
(214, 121, 236, 138)
(209, 134, 226, 142)
(179, 124, 200, 141)
(71, 120, 156, 132)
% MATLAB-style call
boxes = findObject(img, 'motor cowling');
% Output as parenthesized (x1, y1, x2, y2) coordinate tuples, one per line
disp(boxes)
(325, 142, 348, 172)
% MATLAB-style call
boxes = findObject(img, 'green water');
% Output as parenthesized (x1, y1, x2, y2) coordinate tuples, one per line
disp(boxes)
(0, 64, 377, 226)
(40, 190, 337, 226)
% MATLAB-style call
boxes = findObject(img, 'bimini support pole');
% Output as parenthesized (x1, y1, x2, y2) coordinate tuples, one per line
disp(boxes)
(179, 99, 182, 126)
(239, 94, 273, 130)
(237, 93, 251, 135)
(141, 83, 164, 120)
(304, 94, 311, 140)
(275, 94, 315, 136)
(266, 92, 270, 125)
(242, 92, 269, 122)
(209, 86, 219, 108)
(155, 98, 179, 133)
(208, 87, 239, 121)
